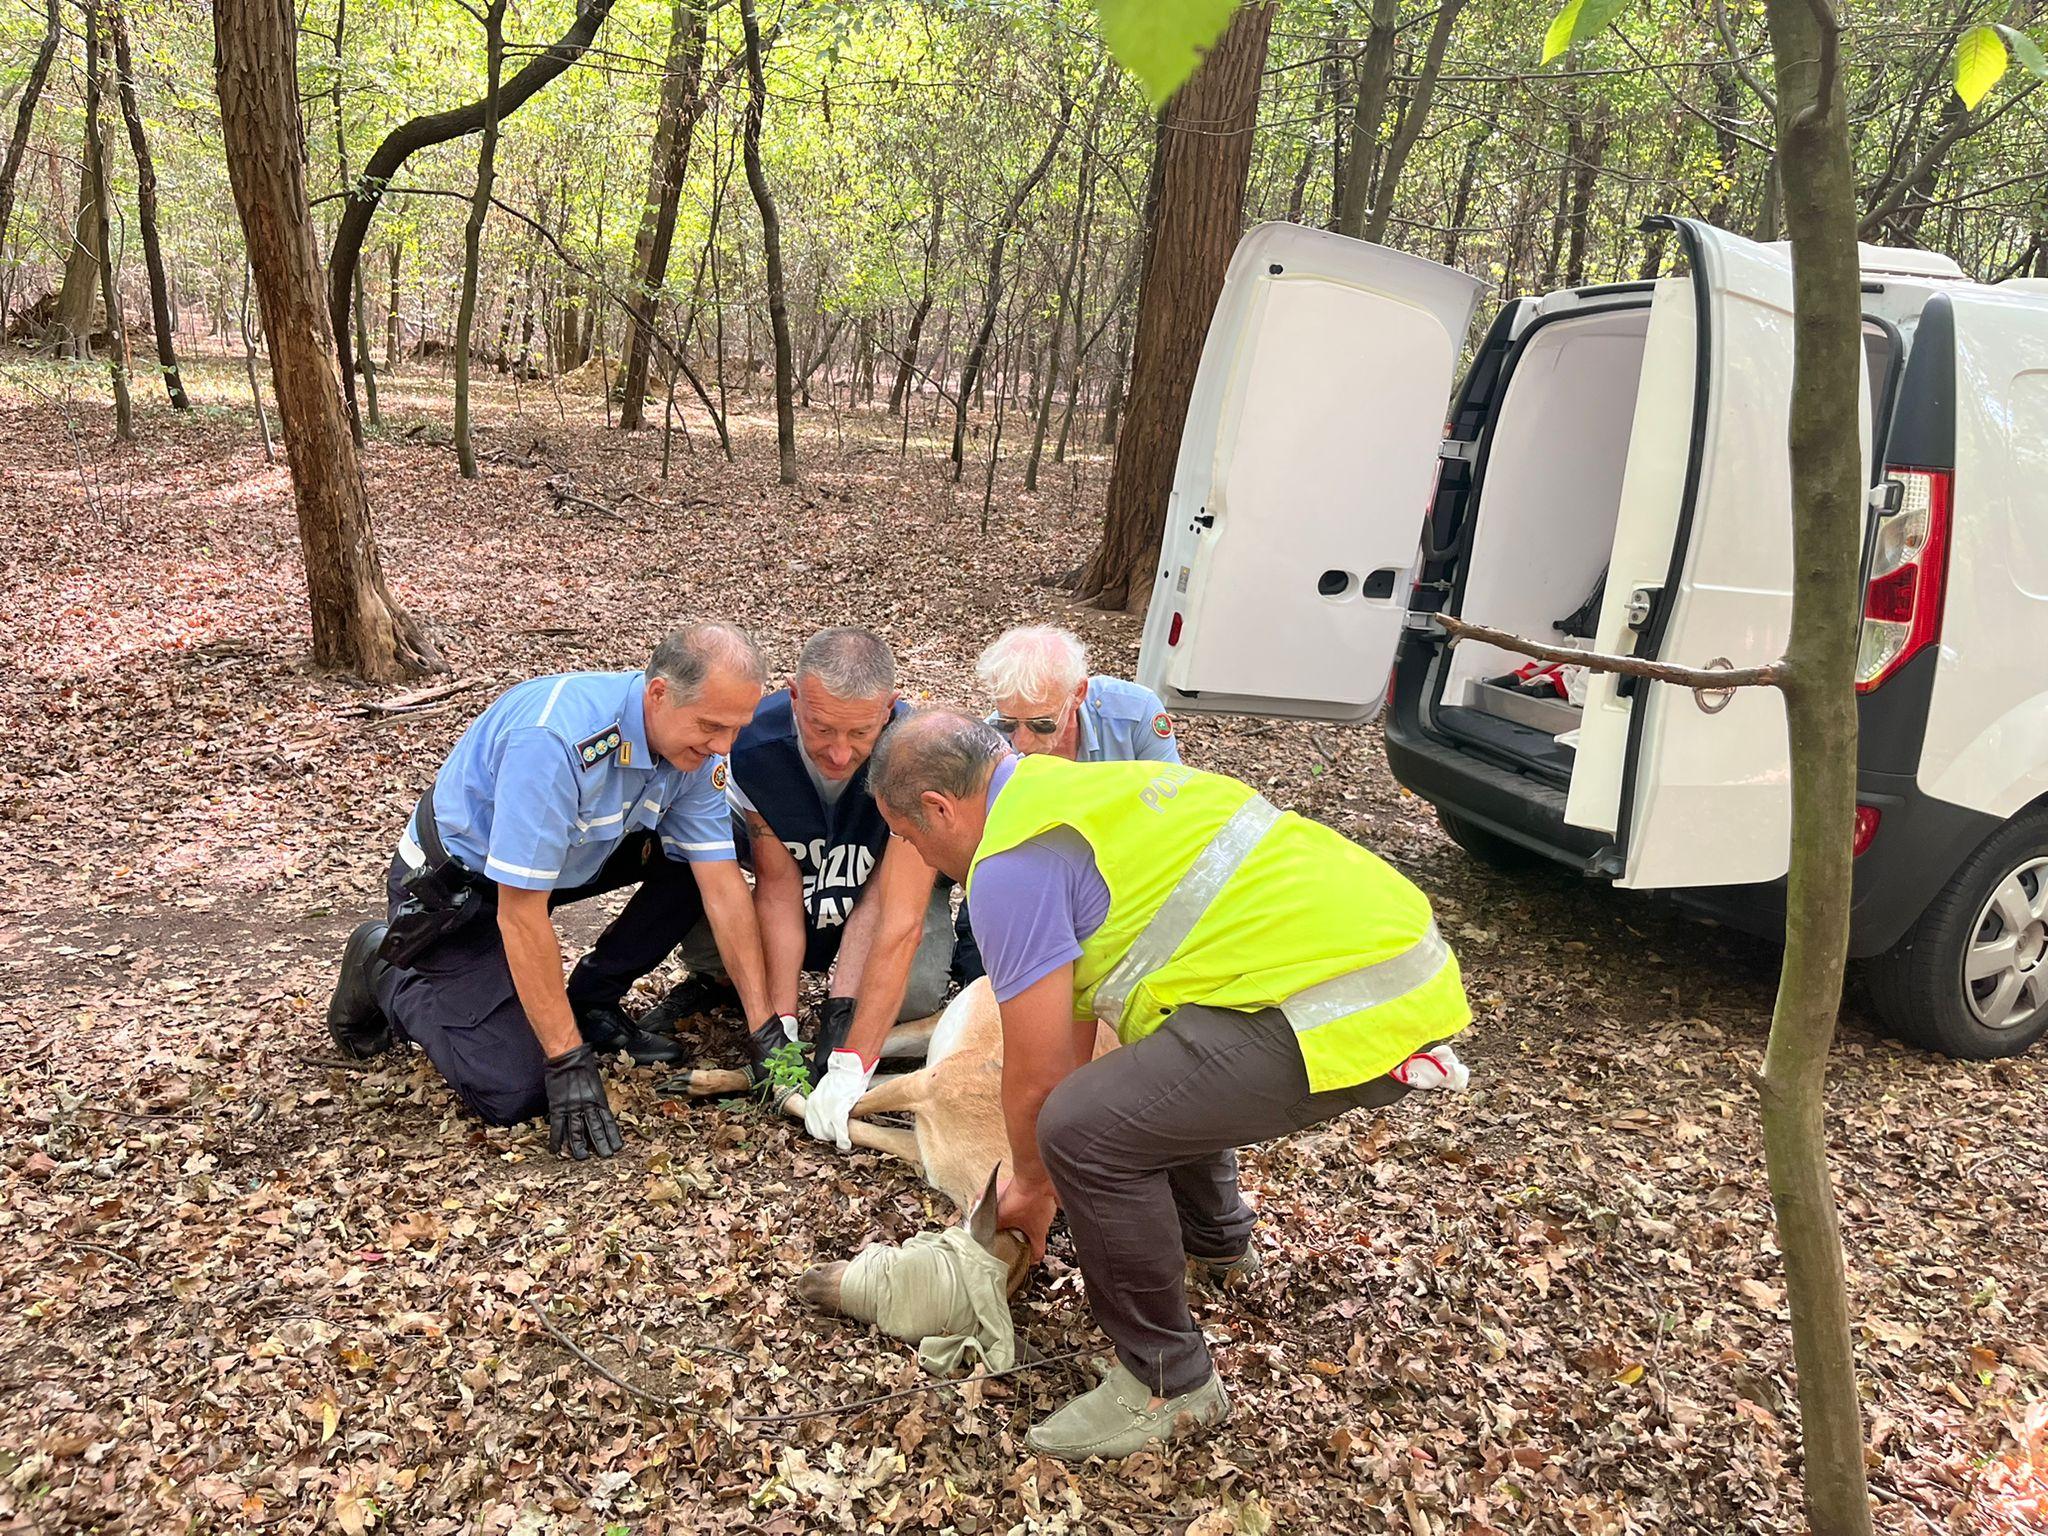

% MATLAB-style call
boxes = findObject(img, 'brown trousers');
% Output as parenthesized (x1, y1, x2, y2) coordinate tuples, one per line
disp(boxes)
(1036, 1003, 1413, 1397)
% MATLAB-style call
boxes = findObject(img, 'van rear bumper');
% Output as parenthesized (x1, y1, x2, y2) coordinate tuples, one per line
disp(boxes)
(1382, 646, 2001, 959)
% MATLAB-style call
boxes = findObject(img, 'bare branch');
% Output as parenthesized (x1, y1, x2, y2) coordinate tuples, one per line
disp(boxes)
(1712, 0, 1777, 114)
(1433, 615, 1784, 691)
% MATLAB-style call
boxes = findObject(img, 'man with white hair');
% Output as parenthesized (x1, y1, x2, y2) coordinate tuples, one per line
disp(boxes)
(953, 624, 1183, 984)
(975, 625, 1180, 765)
(658, 628, 954, 1147)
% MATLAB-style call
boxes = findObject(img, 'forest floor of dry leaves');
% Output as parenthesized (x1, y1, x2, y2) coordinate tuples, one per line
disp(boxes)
(2, 356, 2046, 1536)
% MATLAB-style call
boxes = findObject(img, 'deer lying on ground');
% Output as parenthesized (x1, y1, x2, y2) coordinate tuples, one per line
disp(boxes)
(679, 978, 1118, 1323)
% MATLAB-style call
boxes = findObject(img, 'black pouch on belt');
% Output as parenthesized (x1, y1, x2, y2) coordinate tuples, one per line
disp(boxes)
(378, 792, 493, 967)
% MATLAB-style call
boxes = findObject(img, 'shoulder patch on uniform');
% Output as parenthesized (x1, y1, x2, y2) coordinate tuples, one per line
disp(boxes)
(712, 761, 728, 791)
(575, 723, 624, 771)
(1151, 711, 1174, 739)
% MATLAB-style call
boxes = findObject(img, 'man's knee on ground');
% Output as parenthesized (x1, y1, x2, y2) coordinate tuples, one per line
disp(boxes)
(465, 1079, 547, 1129)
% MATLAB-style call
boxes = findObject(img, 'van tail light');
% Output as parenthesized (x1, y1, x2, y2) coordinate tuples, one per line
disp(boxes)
(1853, 804, 1881, 856)
(1855, 467, 1951, 692)
(1167, 612, 1183, 647)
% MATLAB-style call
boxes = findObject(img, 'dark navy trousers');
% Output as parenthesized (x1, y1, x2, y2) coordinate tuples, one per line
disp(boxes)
(371, 833, 704, 1126)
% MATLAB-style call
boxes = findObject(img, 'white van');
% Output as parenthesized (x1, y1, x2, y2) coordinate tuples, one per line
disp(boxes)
(1136, 219, 2048, 1059)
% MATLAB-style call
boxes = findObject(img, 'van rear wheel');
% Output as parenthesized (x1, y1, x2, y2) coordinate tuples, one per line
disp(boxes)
(1865, 812, 2048, 1059)
(1435, 809, 1544, 872)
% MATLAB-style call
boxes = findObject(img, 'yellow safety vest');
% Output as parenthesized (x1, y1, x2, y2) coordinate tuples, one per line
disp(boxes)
(967, 757, 1470, 1093)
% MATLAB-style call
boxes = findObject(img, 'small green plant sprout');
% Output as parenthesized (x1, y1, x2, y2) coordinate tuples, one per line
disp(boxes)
(757, 1038, 811, 1105)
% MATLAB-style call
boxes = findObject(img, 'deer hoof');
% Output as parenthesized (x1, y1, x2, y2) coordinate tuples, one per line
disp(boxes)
(797, 1261, 849, 1314)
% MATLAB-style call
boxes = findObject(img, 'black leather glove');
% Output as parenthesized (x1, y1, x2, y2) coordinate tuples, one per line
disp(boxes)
(810, 995, 857, 1087)
(744, 1013, 800, 1087)
(544, 1044, 623, 1160)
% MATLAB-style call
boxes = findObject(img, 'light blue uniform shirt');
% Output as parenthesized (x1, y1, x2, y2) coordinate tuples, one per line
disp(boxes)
(1076, 675, 1181, 764)
(400, 670, 736, 892)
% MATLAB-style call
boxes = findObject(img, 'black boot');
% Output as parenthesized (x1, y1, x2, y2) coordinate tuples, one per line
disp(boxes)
(575, 1000, 689, 1066)
(809, 996, 856, 1087)
(744, 1013, 800, 1087)
(640, 969, 742, 1036)
(327, 921, 394, 1058)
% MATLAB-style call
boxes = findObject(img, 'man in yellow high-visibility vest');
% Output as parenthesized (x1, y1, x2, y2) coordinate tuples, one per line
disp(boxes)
(868, 710, 1473, 1462)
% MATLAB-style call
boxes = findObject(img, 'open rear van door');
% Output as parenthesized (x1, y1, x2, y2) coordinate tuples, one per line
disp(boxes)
(1566, 219, 1871, 889)
(1135, 223, 1486, 722)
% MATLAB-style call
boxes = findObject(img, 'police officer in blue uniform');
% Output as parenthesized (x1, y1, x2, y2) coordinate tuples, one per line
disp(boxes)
(690, 628, 956, 1151)
(974, 625, 1183, 768)
(949, 624, 1185, 984)
(323, 624, 775, 1160)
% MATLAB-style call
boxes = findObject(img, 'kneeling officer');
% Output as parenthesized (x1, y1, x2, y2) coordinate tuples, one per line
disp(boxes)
(325, 623, 774, 1159)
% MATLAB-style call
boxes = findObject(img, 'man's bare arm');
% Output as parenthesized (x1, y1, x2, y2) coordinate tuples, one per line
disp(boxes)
(745, 811, 808, 1017)
(695, 857, 773, 1026)
(839, 836, 938, 1064)
(498, 887, 582, 1058)
(997, 962, 1083, 1193)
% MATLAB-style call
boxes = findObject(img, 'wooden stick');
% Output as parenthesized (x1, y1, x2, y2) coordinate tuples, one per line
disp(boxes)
(340, 676, 486, 716)
(1433, 614, 1784, 691)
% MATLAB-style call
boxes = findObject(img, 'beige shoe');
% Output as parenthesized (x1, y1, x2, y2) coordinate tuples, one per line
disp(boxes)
(1186, 1244, 1263, 1293)
(1024, 1364, 1230, 1462)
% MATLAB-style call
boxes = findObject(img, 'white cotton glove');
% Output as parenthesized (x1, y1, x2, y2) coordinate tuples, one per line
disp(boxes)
(1391, 1042, 1471, 1092)
(803, 1049, 876, 1151)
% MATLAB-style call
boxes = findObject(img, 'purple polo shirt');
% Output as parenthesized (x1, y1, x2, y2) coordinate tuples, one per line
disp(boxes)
(967, 756, 1111, 1002)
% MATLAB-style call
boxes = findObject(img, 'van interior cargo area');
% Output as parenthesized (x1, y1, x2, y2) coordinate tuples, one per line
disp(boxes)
(1432, 299, 1897, 786)
(1434, 303, 1650, 782)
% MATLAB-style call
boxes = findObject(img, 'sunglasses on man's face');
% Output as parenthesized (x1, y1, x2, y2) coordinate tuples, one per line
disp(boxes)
(988, 711, 1064, 737)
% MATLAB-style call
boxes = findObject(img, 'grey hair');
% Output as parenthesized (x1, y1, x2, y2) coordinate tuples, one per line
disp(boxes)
(647, 622, 767, 699)
(795, 626, 896, 699)
(976, 625, 1088, 703)
(867, 708, 1004, 826)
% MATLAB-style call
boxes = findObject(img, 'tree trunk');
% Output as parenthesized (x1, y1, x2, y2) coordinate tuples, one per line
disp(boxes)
(1441, 120, 1491, 266)
(1028, 70, 1108, 492)
(213, 0, 438, 681)
(0, 0, 60, 262)
(889, 283, 932, 413)
(1363, 0, 1466, 244)
(1562, 102, 1610, 288)
(620, 0, 707, 430)
(107, 0, 187, 408)
(1334, 0, 1398, 239)
(1755, 0, 1875, 1528)
(53, 133, 104, 358)
(951, 88, 1073, 479)
(84, 4, 131, 439)
(739, 0, 796, 483)
(1323, 3, 1352, 231)
(454, 0, 507, 481)
(327, 0, 618, 437)
(1077, 0, 1273, 609)
(384, 241, 402, 366)
(330, 0, 376, 427)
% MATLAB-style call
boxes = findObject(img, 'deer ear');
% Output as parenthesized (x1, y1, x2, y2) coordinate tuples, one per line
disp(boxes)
(966, 1164, 1002, 1251)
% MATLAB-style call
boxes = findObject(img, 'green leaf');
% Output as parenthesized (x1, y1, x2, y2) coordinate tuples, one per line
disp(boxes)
(1093, 0, 1244, 108)
(1541, 0, 1635, 65)
(1955, 24, 2009, 110)
(1995, 23, 2048, 79)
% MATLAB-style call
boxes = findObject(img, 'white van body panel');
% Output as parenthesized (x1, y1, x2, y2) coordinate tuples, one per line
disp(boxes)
(1136, 224, 1485, 722)
(1564, 280, 1695, 838)
(1916, 288, 2048, 819)
(1587, 226, 1868, 890)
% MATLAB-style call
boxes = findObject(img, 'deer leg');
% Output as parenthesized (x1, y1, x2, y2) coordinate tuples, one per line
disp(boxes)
(675, 1068, 753, 1097)
(876, 1021, 935, 1060)
(851, 1067, 933, 1117)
